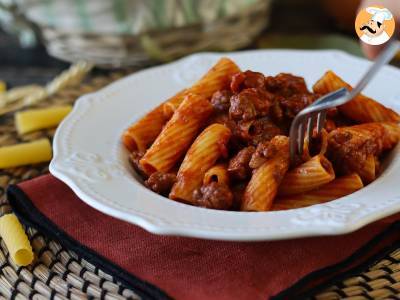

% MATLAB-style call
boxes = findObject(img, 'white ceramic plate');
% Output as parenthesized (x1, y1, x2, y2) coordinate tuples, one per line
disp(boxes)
(50, 50, 400, 241)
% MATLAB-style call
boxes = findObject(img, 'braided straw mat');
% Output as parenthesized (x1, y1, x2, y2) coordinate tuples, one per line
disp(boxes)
(0, 72, 399, 300)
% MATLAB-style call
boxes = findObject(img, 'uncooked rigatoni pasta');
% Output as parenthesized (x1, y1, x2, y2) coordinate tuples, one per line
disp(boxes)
(0, 214, 33, 266)
(0, 139, 52, 169)
(15, 105, 72, 135)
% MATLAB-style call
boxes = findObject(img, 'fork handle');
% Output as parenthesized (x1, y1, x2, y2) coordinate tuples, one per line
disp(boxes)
(350, 40, 400, 99)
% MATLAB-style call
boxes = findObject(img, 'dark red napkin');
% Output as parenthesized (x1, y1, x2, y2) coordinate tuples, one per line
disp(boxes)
(8, 175, 400, 300)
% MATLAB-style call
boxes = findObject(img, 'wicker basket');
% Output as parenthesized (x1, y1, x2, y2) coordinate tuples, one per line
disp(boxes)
(3, 0, 271, 68)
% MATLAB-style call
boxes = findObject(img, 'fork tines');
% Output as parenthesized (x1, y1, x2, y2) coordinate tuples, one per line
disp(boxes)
(289, 87, 350, 162)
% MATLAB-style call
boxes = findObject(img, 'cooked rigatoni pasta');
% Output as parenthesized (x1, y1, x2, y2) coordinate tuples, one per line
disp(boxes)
(140, 93, 213, 175)
(381, 122, 400, 145)
(241, 136, 290, 212)
(313, 71, 400, 123)
(124, 61, 400, 212)
(0, 214, 33, 266)
(163, 58, 240, 118)
(328, 122, 400, 182)
(278, 155, 335, 196)
(272, 173, 363, 210)
(357, 155, 377, 184)
(203, 164, 229, 186)
(170, 124, 231, 203)
(122, 104, 168, 153)
(162, 89, 190, 119)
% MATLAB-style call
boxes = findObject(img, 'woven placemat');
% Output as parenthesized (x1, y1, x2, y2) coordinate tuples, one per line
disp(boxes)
(0, 71, 400, 300)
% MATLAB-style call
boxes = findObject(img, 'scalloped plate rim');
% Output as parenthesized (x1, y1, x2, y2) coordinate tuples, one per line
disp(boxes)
(50, 49, 400, 241)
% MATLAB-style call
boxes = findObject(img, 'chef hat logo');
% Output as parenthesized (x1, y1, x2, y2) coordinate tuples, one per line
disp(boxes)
(355, 5, 395, 46)
(366, 7, 393, 24)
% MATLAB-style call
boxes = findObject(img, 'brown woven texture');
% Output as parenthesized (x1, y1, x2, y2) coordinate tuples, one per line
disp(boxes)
(0, 72, 399, 299)
(40, 1, 269, 67)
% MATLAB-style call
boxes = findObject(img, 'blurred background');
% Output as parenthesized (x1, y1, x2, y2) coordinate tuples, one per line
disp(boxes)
(0, 0, 374, 86)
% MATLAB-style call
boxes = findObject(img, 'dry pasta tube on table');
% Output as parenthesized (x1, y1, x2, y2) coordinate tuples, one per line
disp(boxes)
(140, 93, 213, 175)
(0, 139, 52, 169)
(163, 57, 241, 118)
(313, 70, 400, 123)
(241, 136, 290, 212)
(0, 81, 6, 93)
(272, 173, 364, 211)
(15, 105, 72, 135)
(170, 124, 231, 203)
(278, 154, 335, 196)
(0, 214, 33, 266)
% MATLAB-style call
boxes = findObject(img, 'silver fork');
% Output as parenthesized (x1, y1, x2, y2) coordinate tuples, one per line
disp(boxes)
(289, 40, 400, 163)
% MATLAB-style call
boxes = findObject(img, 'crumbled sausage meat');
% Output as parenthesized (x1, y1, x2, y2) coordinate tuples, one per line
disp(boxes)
(145, 172, 176, 195)
(265, 73, 309, 96)
(229, 88, 273, 121)
(231, 184, 246, 210)
(192, 182, 233, 210)
(277, 93, 319, 119)
(129, 151, 147, 178)
(228, 146, 255, 181)
(327, 124, 388, 175)
(249, 141, 278, 169)
(230, 72, 245, 93)
(208, 113, 236, 132)
(231, 70, 266, 93)
(210, 89, 232, 112)
(236, 118, 282, 145)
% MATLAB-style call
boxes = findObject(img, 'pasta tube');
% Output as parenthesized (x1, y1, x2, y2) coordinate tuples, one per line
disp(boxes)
(0, 214, 33, 266)
(0, 139, 52, 169)
(123, 58, 238, 152)
(272, 173, 363, 210)
(242, 136, 290, 212)
(170, 124, 231, 203)
(163, 57, 240, 118)
(278, 155, 335, 196)
(140, 93, 213, 175)
(313, 71, 400, 123)
(381, 122, 400, 145)
(122, 103, 168, 153)
(0, 81, 6, 93)
(328, 122, 400, 181)
(357, 155, 377, 183)
(203, 164, 229, 186)
(15, 105, 72, 135)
